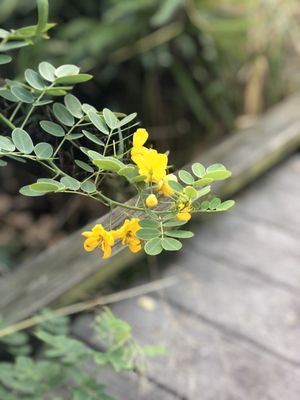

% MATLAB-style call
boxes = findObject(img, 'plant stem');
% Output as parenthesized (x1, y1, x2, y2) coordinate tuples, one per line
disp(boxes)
(0, 113, 16, 130)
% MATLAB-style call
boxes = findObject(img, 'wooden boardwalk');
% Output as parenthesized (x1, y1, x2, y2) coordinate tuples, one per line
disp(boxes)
(73, 154, 300, 400)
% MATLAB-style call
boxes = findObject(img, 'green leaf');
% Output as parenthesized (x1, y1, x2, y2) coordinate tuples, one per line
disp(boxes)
(164, 230, 194, 239)
(40, 120, 65, 137)
(55, 64, 80, 77)
(167, 180, 184, 193)
(161, 237, 182, 251)
(0, 41, 28, 51)
(64, 94, 83, 118)
(93, 157, 124, 172)
(163, 219, 187, 227)
(87, 150, 104, 160)
(144, 238, 163, 256)
(193, 177, 214, 186)
(192, 162, 205, 178)
(11, 86, 34, 103)
(66, 133, 84, 140)
(81, 181, 96, 193)
(75, 159, 94, 173)
(184, 186, 198, 199)
(117, 166, 135, 177)
(103, 108, 119, 129)
(53, 103, 75, 126)
(136, 228, 160, 240)
(24, 69, 46, 90)
(38, 61, 56, 82)
(60, 176, 81, 190)
(37, 178, 64, 189)
(178, 170, 194, 184)
(12, 128, 34, 154)
(88, 112, 109, 135)
(139, 219, 160, 229)
(216, 200, 235, 211)
(200, 200, 210, 210)
(54, 74, 93, 85)
(207, 163, 226, 172)
(197, 186, 211, 198)
(0, 159, 7, 167)
(209, 197, 221, 209)
(0, 89, 18, 102)
(30, 182, 59, 192)
(205, 170, 232, 180)
(83, 130, 105, 146)
(0, 136, 15, 152)
(19, 185, 45, 197)
(82, 103, 97, 114)
(0, 54, 12, 65)
(117, 113, 137, 128)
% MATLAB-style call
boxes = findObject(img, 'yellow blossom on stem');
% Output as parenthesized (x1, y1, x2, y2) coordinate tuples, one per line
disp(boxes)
(114, 218, 142, 253)
(177, 199, 192, 221)
(132, 147, 168, 183)
(82, 224, 115, 259)
(157, 173, 178, 197)
(146, 194, 158, 208)
(131, 128, 168, 183)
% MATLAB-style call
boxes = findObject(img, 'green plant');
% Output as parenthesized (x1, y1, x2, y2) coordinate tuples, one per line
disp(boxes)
(0, 0, 234, 259)
(0, 308, 164, 399)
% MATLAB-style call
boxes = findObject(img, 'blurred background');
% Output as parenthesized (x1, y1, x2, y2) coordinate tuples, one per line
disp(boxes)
(1, 0, 300, 271)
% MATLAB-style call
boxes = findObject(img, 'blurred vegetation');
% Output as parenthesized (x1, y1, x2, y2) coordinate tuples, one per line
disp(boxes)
(2, 0, 300, 151)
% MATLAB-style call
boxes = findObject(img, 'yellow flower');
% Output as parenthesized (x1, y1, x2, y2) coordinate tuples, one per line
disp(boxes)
(146, 194, 158, 208)
(132, 147, 168, 183)
(131, 127, 168, 183)
(177, 199, 192, 221)
(114, 218, 142, 253)
(133, 128, 148, 148)
(157, 174, 178, 197)
(82, 224, 114, 259)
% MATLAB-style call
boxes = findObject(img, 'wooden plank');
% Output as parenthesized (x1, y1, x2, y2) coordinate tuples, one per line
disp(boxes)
(73, 299, 300, 400)
(2, 94, 300, 322)
(156, 253, 300, 364)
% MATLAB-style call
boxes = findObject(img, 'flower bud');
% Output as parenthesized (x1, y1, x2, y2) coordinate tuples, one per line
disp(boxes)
(146, 194, 158, 208)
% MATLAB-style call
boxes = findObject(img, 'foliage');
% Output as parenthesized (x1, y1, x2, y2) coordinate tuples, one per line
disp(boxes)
(0, 308, 163, 399)
(1, 0, 299, 143)
(0, 0, 235, 259)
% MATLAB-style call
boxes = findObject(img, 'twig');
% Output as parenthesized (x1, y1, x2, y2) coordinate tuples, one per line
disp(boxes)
(0, 276, 180, 338)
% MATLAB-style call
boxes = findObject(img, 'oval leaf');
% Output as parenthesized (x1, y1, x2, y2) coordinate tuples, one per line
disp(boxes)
(88, 112, 109, 135)
(144, 238, 163, 256)
(136, 228, 160, 240)
(103, 108, 119, 129)
(60, 176, 81, 190)
(53, 103, 75, 126)
(54, 74, 92, 85)
(81, 181, 96, 193)
(11, 86, 34, 103)
(164, 230, 194, 239)
(40, 120, 65, 137)
(178, 170, 194, 184)
(83, 130, 105, 146)
(55, 64, 80, 77)
(0, 136, 15, 152)
(64, 94, 83, 118)
(38, 61, 56, 82)
(192, 162, 205, 178)
(161, 237, 182, 251)
(12, 128, 34, 154)
(30, 182, 59, 192)
(34, 143, 53, 158)
(24, 69, 46, 90)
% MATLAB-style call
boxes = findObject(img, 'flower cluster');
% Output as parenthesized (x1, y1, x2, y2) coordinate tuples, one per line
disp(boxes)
(131, 128, 191, 221)
(82, 218, 142, 259)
